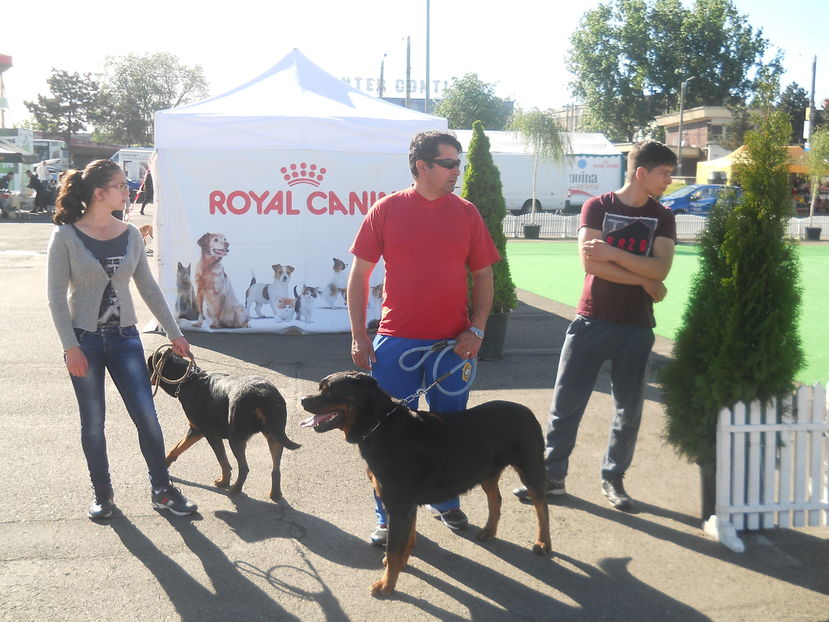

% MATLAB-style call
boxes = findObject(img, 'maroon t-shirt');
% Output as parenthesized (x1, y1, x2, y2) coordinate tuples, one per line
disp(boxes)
(576, 192, 676, 328)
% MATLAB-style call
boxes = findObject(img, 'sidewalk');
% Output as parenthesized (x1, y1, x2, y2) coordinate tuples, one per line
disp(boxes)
(0, 216, 826, 621)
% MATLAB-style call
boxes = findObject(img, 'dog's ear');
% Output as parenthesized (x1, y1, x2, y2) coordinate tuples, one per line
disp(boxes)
(286, 265, 295, 275)
(272, 264, 281, 271)
(197, 233, 211, 248)
(177, 261, 184, 270)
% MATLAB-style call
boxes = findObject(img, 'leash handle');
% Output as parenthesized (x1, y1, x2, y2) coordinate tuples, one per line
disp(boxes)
(398, 340, 476, 401)
(149, 344, 196, 397)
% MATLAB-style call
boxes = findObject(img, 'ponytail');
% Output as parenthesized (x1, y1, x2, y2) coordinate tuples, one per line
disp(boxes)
(53, 170, 86, 225)
(52, 159, 122, 225)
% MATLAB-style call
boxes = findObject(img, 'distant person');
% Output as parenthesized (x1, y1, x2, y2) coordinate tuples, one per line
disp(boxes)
(348, 130, 501, 545)
(139, 170, 153, 215)
(47, 159, 198, 520)
(0, 172, 14, 216)
(26, 170, 47, 213)
(513, 140, 677, 512)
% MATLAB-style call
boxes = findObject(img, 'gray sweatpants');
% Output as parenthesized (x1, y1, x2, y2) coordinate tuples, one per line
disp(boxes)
(544, 315, 655, 481)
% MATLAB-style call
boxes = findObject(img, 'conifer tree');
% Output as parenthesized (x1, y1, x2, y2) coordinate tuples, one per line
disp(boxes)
(660, 85, 803, 468)
(461, 121, 517, 314)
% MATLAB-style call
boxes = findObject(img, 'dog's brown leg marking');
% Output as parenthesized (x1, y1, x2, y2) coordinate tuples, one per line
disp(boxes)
(477, 475, 503, 541)
(201, 434, 232, 487)
(515, 467, 553, 555)
(165, 427, 204, 466)
(371, 510, 417, 596)
(264, 433, 285, 501)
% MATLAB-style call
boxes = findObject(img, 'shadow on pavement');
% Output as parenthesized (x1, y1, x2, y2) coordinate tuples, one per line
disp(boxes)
(109, 515, 301, 621)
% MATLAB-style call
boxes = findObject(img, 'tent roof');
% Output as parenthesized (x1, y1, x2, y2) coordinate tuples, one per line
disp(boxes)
(696, 145, 810, 183)
(452, 130, 622, 156)
(154, 49, 446, 153)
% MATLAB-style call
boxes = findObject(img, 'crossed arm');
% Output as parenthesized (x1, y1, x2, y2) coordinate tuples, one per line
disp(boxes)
(579, 227, 674, 302)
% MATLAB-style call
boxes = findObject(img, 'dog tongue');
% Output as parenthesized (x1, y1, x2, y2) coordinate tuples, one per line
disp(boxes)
(299, 412, 337, 427)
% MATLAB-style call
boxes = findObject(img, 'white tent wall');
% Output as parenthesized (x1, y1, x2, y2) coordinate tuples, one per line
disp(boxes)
(153, 50, 446, 334)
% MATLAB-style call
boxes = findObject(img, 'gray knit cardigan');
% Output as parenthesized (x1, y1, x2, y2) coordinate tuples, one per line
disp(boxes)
(47, 223, 183, 351)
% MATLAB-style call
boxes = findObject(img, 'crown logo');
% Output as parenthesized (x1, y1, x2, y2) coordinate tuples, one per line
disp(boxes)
(281, 162, 327, 187)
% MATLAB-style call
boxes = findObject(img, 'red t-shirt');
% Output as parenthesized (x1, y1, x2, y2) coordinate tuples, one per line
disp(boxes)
(350, 187, 501, 339)
(577, 192, 676, 328)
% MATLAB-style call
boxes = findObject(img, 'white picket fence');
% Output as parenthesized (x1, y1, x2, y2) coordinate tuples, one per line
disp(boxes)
(704, 383, 829, 552)
(503, 213, 829, 241)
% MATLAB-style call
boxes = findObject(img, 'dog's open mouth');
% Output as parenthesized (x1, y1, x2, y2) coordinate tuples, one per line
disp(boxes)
(299, 410, 343, 431)
(213, 248, 229, 257)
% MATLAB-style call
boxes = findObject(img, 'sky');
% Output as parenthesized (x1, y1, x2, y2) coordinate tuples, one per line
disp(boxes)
(1, 0, 827, 130)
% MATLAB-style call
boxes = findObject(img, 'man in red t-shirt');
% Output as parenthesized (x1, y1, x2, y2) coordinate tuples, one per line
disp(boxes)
(348, 130, 501, 545)
(514, 140, 677, 512)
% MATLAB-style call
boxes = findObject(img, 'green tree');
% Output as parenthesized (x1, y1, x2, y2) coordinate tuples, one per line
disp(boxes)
(660, 83, 803, 482)
(806, 127, 829, 223)
(568, 0, 778, 142)
(96, 52, 208, 145)
(24, 69, 100, 160)
(778, 82, 809, 145)
(433, 74, 512, 130)
(508, 108, 570, 219)
(460, 121, 517, 314)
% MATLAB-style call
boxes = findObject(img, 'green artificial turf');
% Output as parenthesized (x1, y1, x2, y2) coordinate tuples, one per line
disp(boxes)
(506, 240, 828, 386)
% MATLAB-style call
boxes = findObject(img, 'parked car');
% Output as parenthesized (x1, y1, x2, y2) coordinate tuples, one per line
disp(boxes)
(660, 184, 742, 215)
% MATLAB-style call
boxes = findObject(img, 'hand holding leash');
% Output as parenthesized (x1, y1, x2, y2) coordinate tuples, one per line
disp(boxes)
(171, 336, 191, 358)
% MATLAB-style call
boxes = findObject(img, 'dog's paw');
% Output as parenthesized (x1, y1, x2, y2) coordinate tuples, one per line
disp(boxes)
(369, 579, 394, 597)
(269, 489, 283, 502)
(476, 527, 496, 541)
(533, 541, 552, 556)
(214, 477, 230, 488)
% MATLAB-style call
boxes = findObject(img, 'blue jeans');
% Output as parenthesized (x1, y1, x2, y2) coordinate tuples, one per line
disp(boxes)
(545, 316, 655, 481)
(69, 325, 171, 496)
(370, 335, 472, 525)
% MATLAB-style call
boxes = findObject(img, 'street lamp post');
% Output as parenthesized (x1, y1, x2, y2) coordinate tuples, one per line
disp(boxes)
(677, 76, 697, 178)
(378, 53, 387, 99)
(424, 0, 431, 114)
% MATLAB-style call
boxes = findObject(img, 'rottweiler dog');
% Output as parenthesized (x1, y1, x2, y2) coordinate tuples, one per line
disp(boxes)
(300, 371, 551, 596)
(148, 351, 300, 501)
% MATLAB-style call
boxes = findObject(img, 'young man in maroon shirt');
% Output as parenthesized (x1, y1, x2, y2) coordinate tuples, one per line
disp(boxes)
(515, 140, 677, 511)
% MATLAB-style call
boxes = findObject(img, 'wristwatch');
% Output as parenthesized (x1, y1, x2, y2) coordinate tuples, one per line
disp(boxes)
(469, 326, 485, 340)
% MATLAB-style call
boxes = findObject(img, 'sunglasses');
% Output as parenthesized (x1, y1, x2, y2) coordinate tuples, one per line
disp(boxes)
(427, 158, 461, 170)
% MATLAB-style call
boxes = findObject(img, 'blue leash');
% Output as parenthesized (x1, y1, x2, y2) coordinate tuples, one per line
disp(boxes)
(398, 339, 477, 399)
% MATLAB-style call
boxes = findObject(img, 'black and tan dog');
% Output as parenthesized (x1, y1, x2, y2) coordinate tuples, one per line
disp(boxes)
(148, 351, 300, 501)
(300, 371, 551, 596)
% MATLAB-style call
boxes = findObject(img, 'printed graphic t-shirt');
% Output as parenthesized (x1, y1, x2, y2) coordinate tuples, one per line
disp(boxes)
(350, 188, 501, 339)
(577, 192, 676, 328)
(72, 225, 129, 328)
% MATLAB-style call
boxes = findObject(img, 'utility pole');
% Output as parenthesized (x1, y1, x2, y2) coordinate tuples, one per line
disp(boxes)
(424, 0, 431, 114)
(378, 53, 387, 99)
(405, 37, 411, 109)
(677, 76, 697, 178)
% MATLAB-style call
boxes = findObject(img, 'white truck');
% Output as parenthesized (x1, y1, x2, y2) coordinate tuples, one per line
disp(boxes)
(110, 147, 153, 183)
(453, 130, 624, 215)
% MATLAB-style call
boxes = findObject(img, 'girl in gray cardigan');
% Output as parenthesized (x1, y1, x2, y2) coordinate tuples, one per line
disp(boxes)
(47, 159, 198, 519)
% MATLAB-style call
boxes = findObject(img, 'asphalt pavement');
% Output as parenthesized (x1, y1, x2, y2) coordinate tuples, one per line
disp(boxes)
(0, 209, 827, 621)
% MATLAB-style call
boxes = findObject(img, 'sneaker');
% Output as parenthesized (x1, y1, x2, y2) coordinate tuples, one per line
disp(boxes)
(602, 476, 634, 511)
(152, 486, 198, 516)
(87, 495, 114, 519)
(370, 524, 388, 547)
(433, 508, 469, 531)
(513, 478, 566, 501)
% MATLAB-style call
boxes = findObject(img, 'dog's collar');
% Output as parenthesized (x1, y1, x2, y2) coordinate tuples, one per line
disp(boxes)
(361, 402, 402, 441)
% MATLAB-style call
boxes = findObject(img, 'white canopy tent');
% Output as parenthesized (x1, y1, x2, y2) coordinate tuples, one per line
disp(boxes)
(152, 49, 446, 334)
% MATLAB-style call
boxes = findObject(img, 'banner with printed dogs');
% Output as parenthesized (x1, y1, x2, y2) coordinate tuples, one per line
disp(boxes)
(151, 150, 416, 334)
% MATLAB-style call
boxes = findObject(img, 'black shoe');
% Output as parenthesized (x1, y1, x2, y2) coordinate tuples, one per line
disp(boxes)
(513, 478, 566, 501)
(602, 475, 634, 511)
(432, 508, 469, 531)
(87, 494, 114, 519)
(152, 486, 198, 516)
